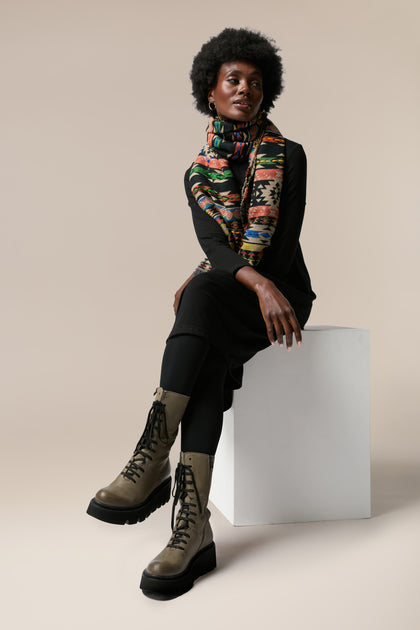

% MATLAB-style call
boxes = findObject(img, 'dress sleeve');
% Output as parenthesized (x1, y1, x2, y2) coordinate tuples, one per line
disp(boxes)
(184, 169, 251, 277)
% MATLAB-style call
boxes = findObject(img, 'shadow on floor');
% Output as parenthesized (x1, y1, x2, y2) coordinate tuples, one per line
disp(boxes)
(370, 458, 420, 517)
(213, 457, 420, 570)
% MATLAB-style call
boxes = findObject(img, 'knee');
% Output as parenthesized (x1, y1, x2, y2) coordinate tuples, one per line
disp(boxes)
(182, 270, 232, 301)
(179, 275, 215, 316)
(177, 271, 238, 325)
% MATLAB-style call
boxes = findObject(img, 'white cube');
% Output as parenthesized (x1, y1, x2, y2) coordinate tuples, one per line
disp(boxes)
(210, 326, 371, 525)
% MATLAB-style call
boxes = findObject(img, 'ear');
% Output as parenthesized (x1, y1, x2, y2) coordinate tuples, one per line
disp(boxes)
(208, 88, 215, 103)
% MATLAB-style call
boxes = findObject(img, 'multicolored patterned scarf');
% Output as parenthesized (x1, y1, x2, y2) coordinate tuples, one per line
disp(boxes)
(189, 111, 285, 271)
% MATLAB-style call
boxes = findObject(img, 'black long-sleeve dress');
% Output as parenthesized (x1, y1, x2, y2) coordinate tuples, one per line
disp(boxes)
(167, 138, 316, 407)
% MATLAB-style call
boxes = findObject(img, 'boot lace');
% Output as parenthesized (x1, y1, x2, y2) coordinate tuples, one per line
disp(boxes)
(167, 462, 202, 551)
(121, 400, 169, 483)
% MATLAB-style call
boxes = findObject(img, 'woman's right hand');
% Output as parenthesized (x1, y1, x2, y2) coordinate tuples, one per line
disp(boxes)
(173, 273, 195, 315)
(255, 279, 302, 349)
(235, 266, 302, 349)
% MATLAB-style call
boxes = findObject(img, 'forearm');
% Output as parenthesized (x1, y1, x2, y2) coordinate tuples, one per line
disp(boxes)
(187, 173, 252, 276)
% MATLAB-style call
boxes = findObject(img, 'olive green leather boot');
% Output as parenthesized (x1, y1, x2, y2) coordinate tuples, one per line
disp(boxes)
(140, 451, 216, 599)
(86, 388, 189, 525)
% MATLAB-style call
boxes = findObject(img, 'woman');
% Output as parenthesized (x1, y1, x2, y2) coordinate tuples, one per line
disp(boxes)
(87, 27, 316, 599)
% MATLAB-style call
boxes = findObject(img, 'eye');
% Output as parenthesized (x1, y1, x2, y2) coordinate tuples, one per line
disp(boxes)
(227, 77, 239, 84)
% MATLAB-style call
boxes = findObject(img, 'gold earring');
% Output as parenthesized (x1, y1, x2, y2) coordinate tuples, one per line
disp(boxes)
(208, 101, 217, 114)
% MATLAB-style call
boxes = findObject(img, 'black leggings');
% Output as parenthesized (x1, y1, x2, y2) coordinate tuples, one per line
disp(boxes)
(159, 334, 227, 455)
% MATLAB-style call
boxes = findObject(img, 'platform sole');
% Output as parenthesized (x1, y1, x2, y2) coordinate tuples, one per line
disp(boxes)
(140, 542, 216, 600)
(86, 477, 171, 525)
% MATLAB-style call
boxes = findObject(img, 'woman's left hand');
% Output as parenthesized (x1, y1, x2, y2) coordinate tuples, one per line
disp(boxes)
(173, 273, 195, 315)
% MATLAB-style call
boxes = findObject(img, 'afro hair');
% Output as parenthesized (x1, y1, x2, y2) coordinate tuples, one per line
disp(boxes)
(190, 27, 283, 116)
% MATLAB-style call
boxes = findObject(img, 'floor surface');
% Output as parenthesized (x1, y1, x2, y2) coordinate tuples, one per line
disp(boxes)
(3, 432, 420, 630)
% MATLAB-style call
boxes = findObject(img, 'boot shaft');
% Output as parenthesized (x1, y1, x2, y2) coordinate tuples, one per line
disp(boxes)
(145, 450, 215, 576)
(178, 452, 214, 515)
(154, 388, 190, 443)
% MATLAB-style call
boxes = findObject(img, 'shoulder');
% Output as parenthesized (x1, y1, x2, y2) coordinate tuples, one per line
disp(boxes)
(283, 137, 306, 161)
(282, 138, 307, 177)
(267, 120, 305, 162)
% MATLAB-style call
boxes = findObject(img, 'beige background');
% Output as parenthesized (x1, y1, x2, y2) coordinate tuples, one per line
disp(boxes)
(1, 0, 419, 628)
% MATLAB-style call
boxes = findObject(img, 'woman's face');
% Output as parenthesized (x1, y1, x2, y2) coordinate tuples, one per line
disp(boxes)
(208, 60, 264, 123)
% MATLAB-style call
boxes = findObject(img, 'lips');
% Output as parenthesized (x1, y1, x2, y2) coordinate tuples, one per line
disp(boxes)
(233, 100, 252, 108)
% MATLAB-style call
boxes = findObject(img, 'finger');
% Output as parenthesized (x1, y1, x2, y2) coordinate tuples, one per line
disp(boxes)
(264, 316, 276, 345)
(272, 319, 284, 347)
(283, 307, 301, 350)
(283, 306, 301, 347)
(290, 314, 302, 347)
(282, 319, 294, 350)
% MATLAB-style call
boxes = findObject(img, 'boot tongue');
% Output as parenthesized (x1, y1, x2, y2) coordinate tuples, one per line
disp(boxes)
(138, 400, 168, 451)
(121, 400, 168, 481)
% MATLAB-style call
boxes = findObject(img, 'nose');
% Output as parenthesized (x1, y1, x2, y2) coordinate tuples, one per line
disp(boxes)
(238, 80, 251, 95)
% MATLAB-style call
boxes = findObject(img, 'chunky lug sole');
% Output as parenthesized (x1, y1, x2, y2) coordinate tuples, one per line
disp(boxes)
(140, 542, 216, 600)
(86, 477, 171, 525)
